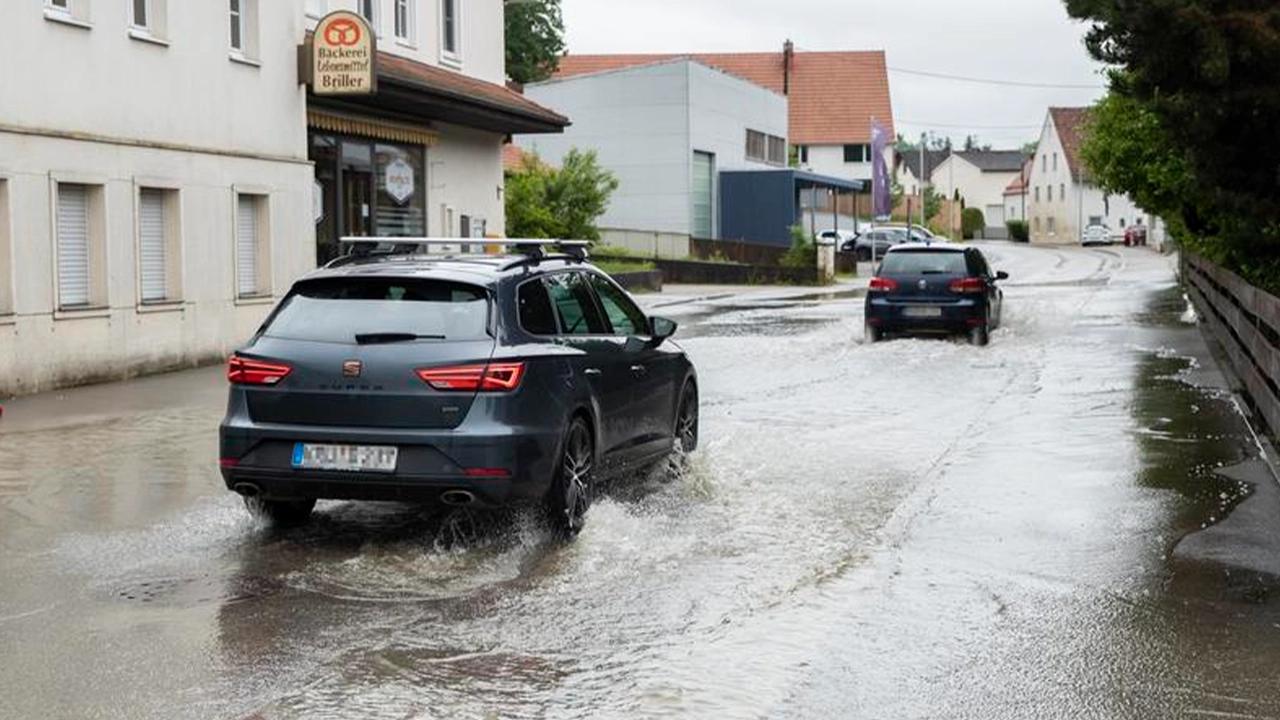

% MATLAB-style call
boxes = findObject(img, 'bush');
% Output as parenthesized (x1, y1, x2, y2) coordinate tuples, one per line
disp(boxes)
(1006, 219, 1029, 242)
(961, 208, 986, 240)
(506, 148, 619, 241)
(780, 224, 817, 269)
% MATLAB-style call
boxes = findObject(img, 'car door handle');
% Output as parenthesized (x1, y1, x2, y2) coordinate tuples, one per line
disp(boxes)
(584, 368, 602, 377)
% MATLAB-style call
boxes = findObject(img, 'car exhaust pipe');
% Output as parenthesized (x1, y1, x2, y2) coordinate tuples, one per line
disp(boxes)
(233, 482, 262, 498)
(440, 490, 476, 507)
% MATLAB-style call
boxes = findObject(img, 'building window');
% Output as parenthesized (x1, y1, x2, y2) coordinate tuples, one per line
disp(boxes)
(1047, 217, 1056, 234)
(745, 130, 766, 163)
(767, 136, 786, 165)
(1034, 187, 1040, 202)
(0, 179, 10, 316)
(359, 0, 379, 32)
(55, 183, 106, 310)
(1053, 153, 1058, 172)
(1042, 155, 1047, 172)
(235, 193, 270, 299)
(394, 0, 414, 42)
(1120, 218, 1126, 228)
(46, 0, 91, 25)
(137, 187, 181, 304)
(844, 144, 870, 163)
(1059, 184, 1065, 202)
(798, 145, 809, 164)
(1034, 217, 1040, 232)
(441, 0, 460, 59)
(692, 151, 714, 238)
(229, 0, 258, 58)
(1047, 185, 1053, 202)
(306, 0, 326, 19)
(132, 0, 148, 28)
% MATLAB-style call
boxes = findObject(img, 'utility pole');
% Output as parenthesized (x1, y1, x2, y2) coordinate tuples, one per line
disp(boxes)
(919, 133, 927, 231)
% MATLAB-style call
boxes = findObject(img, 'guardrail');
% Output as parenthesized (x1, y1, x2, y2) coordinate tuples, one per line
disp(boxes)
(1183, 253, 1280, 435)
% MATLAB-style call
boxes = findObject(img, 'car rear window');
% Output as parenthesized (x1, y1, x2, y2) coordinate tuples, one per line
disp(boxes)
(880, 251, 968, 275)
(264, 278, 489, 343)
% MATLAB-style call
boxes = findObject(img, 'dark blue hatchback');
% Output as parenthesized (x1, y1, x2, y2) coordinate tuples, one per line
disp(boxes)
(864, 244, 1007, 345)
(219, 241, 698, 536)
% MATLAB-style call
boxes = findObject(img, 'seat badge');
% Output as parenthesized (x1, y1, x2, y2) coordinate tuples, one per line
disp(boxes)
(342, 360, 363, 378)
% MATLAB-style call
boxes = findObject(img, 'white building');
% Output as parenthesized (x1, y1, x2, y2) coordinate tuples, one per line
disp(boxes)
(0, 0, 565, 396)
(929, 150, 1028, 228)
(517, 58, 789, 249)
(1028, 107, 1152, 245)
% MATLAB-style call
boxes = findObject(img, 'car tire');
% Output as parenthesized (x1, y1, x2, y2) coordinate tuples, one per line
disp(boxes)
(673, 381, 699, 457)
(968, 324, 990, 347)
(546, 416, 594, 538)
(866, 322, 882, 343)
(244, 496, 315, 528)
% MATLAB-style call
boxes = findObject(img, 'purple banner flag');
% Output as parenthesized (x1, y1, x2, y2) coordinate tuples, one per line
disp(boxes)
(871, 120, 891, 220)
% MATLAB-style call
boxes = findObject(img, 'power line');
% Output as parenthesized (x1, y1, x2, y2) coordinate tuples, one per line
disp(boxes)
(887, 66, 1104, 90)
(896, 118, 1042, 130)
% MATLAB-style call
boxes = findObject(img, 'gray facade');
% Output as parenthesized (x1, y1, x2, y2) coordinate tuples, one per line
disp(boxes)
(517, 59, 788, 239)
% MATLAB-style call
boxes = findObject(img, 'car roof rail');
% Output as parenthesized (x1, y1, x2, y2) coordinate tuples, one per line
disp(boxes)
(328, 237, 591, 269)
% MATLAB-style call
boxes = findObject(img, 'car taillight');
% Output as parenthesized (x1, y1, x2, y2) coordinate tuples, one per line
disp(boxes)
(869, 277, 899, 293)
(227, 355, 292, 386)
(949, 277, 987, 294)
(416, 362, 526, 392)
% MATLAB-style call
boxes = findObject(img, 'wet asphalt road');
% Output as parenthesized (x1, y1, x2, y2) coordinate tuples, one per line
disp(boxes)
(3, 243, 1280, 719)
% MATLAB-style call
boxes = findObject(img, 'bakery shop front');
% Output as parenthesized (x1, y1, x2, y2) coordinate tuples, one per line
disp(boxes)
(302, 12, 568, 264)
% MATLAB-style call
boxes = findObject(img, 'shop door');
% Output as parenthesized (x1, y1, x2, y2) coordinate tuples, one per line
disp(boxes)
(341, 142, 374, 239)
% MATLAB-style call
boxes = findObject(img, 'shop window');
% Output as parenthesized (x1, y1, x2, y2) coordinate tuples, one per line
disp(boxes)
(137, 187, 182, 304)
(55, 182, 107, 310)
(359, 0, 379, 33)
(0, 179, 10, 316)
(235, 193, 270, 299)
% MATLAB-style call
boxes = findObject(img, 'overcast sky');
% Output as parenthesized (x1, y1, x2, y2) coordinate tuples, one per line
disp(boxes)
(559, 0, 1109, 149)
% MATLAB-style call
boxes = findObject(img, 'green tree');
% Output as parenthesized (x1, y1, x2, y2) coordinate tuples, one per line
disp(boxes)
(505, 0, 565, 84)
(962, 208, 986, 240)
(1064, 0, 1280, 274)
(505, 149, 619, 241)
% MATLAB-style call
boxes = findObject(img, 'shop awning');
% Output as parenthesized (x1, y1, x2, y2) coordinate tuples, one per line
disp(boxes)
(308, 48, 570, 136)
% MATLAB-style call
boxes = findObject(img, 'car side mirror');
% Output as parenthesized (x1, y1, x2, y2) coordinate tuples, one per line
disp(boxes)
(996, 271, 1009, 281)
(650, 316, 678, 344)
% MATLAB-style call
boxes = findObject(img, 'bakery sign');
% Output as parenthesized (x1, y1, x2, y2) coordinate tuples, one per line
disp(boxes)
(309, 11, 377, 96)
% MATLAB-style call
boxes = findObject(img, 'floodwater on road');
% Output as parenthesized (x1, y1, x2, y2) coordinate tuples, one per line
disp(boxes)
(2, 244, 1279, 719)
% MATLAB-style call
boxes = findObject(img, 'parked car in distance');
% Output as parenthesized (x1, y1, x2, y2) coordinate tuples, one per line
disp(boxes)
(845, 227, 911, 260)
(817, 229, 859, 248)
(865, 244, 1007, 346)
(878, 223, 938, 243)
(1080, 224, 1113, 246)
(219, 240, 699, 537)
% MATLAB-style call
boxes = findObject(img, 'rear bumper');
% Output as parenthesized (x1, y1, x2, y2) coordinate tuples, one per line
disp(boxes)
(865, 297, 985, 332)
(219, 415, 563, 508)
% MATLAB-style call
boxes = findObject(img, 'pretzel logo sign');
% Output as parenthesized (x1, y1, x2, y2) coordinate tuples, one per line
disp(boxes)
(312, 11, 376, 96)
(324, 19, 362, 47)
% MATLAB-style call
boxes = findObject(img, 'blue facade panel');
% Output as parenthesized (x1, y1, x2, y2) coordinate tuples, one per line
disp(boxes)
(719, 171, 798, 247)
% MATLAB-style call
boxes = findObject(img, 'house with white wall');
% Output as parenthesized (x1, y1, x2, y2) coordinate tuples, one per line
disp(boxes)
(1027, 107, 1151, 245)
(517, 58, 789, 251)
(894, 149, 948, 197)
(928, 150, 1028, 228)
(1003, 160, 1032, 224)
(0, 0, 565, 396)
(554, 44, 895, 186)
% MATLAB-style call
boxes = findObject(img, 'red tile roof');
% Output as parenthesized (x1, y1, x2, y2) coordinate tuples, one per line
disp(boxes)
(1003, 159, 1033, 196)
(1049, 107, 1091, 182)
(555, 51, 894, 145)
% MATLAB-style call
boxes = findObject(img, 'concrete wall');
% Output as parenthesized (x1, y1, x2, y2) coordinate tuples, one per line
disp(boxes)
(313, 0, 505, 85)
(599, 229, 691, 259)
(520, 59, 786, 239)
(803, 144, 880, 183)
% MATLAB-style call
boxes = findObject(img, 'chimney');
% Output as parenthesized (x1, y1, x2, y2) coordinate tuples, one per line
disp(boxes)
(783, 39, 794, 95)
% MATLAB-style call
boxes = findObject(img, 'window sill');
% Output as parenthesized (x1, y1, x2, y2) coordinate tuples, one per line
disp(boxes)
(128, 28, 169, 47)
(235, 295, 274, 307)
(54, 306, 111, 321)
(44, 10, 93, 30)
(395, 38, 417, 50)
(439, 54, 463, 71)
(228, 52, 261, 68)
(136, 300, 185, 314)
(0, 314, 14, 327)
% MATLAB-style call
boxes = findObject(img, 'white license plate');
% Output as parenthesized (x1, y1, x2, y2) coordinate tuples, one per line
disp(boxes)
(292, 443, 398, 473)
(902, 306, 943, 318)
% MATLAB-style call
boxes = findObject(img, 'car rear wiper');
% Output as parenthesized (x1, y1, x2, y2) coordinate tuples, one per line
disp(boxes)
(355, 332, 447, 345)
